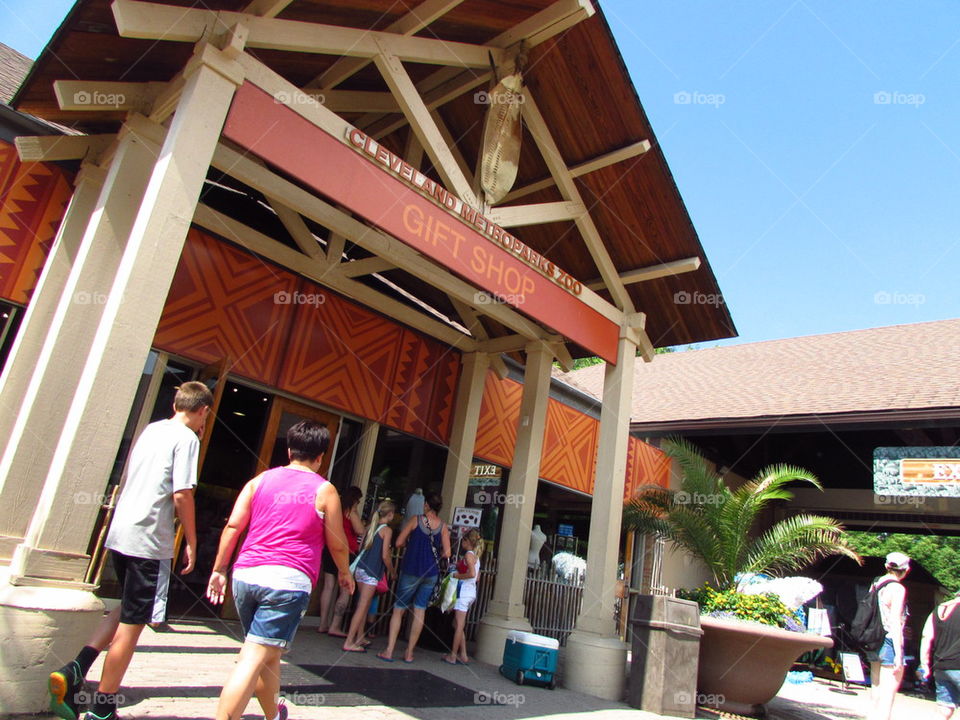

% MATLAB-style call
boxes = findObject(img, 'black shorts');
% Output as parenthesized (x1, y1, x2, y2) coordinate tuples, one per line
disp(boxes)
(112, 551, 171, 625)
(321, 547, 355, 576)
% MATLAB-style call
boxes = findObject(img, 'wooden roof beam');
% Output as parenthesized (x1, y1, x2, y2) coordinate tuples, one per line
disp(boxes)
(15, 134, 114, 162)
(586, 256, 702, 291)
(501, 139, 652, 204)
(339, 256, 396, 278)
(373, 46, 479, 206)
(194, 203, 475, 351)
(306, 0, 467, 91)
(243, 0, 292, 18)
(266, 198, 325, 261)
(486, 200, 585, 228)
(521, 91, 634, 313)
(360, 0, 595, 139)
(448, 297, 509, 379)
(111, 0, 503, 68)
(212, 143, 552, 343)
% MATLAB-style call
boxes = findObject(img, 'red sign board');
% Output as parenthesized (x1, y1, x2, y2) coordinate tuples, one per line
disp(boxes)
(221, 83, 620, 363)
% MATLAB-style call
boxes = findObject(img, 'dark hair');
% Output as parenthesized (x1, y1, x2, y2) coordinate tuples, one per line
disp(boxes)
(425, 492, 442, 514)
(173, 381, 214, 412)
(287, 420, 330, 461)
(342, 486, 362, 511)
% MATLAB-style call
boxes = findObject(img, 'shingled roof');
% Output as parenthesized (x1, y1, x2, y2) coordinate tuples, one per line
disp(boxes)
(0, 43, 32, 105)
(555, 319, 960, 430)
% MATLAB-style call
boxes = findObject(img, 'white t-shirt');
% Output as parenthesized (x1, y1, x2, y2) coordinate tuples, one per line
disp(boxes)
(105, 418, 200, 560)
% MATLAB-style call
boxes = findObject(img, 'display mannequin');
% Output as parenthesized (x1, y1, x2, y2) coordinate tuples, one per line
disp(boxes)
(528, 524, 547, 568)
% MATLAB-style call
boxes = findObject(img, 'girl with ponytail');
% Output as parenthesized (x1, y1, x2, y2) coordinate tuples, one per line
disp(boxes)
(342, 501, 396, 652)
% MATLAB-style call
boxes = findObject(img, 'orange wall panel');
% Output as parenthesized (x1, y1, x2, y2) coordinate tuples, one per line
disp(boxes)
(0, 140, 72, 304)
(153, 228, 299, 385)
(540, 399, 600, 495)
(473, 371, 523, 467)
(276, 287, 406, 423)
(624, 437, 671, 499)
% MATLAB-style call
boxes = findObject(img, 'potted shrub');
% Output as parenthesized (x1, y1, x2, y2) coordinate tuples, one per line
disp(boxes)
(624, 439, 861, 716)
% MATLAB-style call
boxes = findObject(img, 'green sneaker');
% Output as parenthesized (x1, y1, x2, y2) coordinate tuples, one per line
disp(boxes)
(48, 661, 84, 720)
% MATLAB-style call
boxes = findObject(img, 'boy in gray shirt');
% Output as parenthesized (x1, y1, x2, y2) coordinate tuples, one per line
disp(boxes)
(49, 381, 212, 720)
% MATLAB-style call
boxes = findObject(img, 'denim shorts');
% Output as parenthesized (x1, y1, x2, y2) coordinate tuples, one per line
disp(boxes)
(936, 670, 960, 707)
(233, 579, 310, 650)
(394, 572, 437, 610)
(878, 636, 898, 665)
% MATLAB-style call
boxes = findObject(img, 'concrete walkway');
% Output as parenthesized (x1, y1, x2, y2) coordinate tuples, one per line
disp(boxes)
(19, 615, 941, 720)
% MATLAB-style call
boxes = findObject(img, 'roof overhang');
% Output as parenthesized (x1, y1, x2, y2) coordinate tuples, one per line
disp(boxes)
(12, 0, 737, 360)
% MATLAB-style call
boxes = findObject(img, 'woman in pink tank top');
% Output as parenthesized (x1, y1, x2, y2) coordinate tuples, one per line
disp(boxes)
(205, 420, 355, 720)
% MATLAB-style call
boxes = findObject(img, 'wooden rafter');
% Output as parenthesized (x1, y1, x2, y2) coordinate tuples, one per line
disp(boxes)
(243, 0, 292, 18)
(521, 91, 634, 312)
(211, 143, 552, 343)
(373, 46, 478, 206)
(306, 0, 467, 91)
(339, 256, 395, 278)
(267, 198, 324, 260)
(15, 134, 114, 162)
(486, 200, 585, 228)
(360, 0, 595, 139)
(501, 140, 651, 204)
(448, 297, 509, 379)
(111, 0, 504, 68)
(194, 204, 474, 350)
(586, 256, 701, 290)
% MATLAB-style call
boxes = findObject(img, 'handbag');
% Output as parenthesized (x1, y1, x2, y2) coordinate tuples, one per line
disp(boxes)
(423, 514, 444, 607)
(376, 572, 389, 594)
(439, 571, 459, 612)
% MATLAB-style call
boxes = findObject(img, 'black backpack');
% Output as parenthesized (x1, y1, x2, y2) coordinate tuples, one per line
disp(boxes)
(850, 578, 899, 650)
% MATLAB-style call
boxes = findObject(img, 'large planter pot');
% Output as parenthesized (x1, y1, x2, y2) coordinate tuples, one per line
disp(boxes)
(697, 615, 833, 716)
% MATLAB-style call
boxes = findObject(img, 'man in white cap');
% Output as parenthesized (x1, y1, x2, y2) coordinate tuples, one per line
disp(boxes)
(868, 551, 911, 720)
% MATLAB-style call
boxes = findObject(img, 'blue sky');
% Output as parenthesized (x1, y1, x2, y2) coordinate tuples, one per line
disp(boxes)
(2, 1, 957, 346)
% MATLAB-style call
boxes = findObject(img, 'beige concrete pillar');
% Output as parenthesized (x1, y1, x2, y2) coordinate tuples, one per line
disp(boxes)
(0, 160, 105, 455)
(565, 331, 637, 700)
(475, 343, 552, 665)
(8, 47, 243, 586)
(0, 121, 162, 562)
(352, 420, 380, 497)
(440, 352, 490, 523)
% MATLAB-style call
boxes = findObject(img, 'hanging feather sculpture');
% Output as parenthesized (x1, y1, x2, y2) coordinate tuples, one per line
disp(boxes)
(479, 50, 527, 207)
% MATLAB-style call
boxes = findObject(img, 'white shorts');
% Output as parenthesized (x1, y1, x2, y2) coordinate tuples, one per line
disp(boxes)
(454, 586, 477, 613)
(355, 567, 379, 587)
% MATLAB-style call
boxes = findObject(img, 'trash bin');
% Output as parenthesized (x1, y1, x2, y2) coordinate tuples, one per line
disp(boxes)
(499, 630, 559, 689)
(628, 594, 703, 718)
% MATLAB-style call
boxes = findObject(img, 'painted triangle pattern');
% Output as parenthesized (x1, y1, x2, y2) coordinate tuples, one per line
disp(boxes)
(624, 437, 670, 499)
(154, 228, 301, 385)
(428, 353, 461, 445)
(0, 140, 72, 304)
(277, 278, 406, 422)
(540, 398, 599, 494)
(473, 371, 523, 467)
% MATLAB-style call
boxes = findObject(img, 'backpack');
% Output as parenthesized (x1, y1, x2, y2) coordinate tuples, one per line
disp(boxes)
(850, 578, 899, 650)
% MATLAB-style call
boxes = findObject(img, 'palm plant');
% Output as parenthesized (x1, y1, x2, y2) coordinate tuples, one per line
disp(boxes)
(624, 438, 860, 590)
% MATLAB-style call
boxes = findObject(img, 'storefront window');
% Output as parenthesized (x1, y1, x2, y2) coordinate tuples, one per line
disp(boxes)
(366, 428, 446, 521)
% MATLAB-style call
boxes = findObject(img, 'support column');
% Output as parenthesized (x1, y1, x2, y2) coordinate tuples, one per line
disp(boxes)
(352, 420, 380, 497)
(0, 45, 242, 714)
(475, 343, 552, 665)
(8, 46, 243, 585)
(565, 331, 637, 700)
(0, 122, 163, 562)
(440, 352, 490, 523)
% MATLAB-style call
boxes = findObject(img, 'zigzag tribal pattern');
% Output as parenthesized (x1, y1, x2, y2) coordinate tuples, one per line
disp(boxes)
(0, 140, 72, 304)
(474, 371, 670, 497)
(156, 229, 460, 444)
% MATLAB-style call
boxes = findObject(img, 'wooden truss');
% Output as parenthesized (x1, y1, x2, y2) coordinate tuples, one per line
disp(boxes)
(22, 0, 710, 365)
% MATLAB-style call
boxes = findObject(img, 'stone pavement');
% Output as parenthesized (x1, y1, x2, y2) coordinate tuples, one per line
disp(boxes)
(18, 614, 941, 720)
